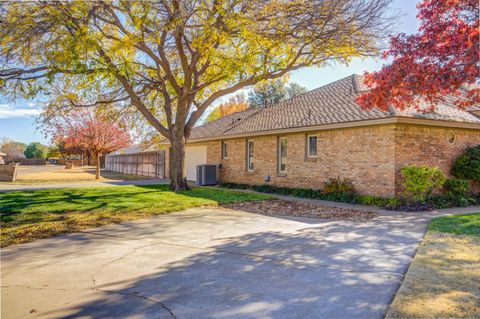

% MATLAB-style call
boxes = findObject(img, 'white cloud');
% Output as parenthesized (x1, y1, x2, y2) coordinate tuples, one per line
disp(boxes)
(0, 108, 42, 119)
(0, 102, 44, 119)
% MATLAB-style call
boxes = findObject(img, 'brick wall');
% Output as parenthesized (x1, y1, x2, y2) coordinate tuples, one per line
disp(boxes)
(202, 123, 480, 197)
(206, 124, 398, 196)
(394, 124, 480, 195)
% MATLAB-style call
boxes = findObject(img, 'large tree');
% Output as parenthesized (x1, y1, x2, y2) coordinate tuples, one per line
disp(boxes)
(52, 110, 131, 179)
(0, 0, 394, 190)
(357, 0, 479, 111)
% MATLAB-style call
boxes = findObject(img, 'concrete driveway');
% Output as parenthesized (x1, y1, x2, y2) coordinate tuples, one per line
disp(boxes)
(0, 207, 466, 319)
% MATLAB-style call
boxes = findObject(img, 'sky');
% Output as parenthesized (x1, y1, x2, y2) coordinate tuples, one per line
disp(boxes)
(0, 0, 420, 146)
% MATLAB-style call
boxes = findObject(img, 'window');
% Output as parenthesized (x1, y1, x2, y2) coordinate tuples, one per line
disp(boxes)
(278, 137, 287, 173)
(447, 131, 457, 144)
(222, 141, 228, 159)
(307, 135, 317, 157)
(247, 140, 254, 171)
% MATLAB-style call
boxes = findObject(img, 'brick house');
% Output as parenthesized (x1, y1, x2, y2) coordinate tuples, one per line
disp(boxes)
(164, 75, 480, 197)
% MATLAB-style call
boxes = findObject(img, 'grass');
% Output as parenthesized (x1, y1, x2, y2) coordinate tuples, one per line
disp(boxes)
(7, 166, 148, 184)
(386, 213, 480, 318)
(428, 213, 480, 236)
(0, 184, 270, 247)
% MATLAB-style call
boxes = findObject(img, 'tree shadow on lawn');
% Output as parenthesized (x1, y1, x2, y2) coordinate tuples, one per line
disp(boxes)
(0, 184, 258, 220)
(32, 215, 429, 319)
(0, 185, 266, 246)
(0, 189, 164, 219)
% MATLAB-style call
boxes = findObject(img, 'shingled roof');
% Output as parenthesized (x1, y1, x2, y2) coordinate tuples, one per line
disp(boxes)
(188, 74, 480, 141)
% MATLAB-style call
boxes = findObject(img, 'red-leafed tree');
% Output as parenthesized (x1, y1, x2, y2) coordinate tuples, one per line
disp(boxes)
(357, 0, 479, 111)
(53, 111, 131, 179)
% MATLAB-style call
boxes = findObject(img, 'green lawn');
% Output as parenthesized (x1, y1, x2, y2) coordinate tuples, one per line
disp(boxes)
(0, 184, 270, 247)
(428, 213, 480, 236)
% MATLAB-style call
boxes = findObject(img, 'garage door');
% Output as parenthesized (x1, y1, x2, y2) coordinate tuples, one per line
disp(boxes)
(185, 145, 207, 181)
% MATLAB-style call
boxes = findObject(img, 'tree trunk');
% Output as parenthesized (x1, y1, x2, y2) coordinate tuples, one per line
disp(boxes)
(169, 135, 189, 191)
(95, 153, 100, 179)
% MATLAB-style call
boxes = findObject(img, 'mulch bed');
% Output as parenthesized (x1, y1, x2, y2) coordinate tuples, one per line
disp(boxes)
(222, 199, 378, 222)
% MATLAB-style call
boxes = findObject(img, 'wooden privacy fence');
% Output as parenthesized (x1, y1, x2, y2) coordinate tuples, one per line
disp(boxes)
(19, 158, 47, 165)
(105, 151, 165, 179)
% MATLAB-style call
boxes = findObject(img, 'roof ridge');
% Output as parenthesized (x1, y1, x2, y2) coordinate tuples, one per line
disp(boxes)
(290, 73, 356, 96)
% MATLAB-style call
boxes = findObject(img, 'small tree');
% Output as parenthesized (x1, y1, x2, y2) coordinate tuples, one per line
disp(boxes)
(24, 142, 47, 159)
(53, 111, 131, 179)
(401, 165, 446, 202)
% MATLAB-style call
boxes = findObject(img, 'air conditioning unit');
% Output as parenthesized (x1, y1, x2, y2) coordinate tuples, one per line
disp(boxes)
(196, 164, 218, 186)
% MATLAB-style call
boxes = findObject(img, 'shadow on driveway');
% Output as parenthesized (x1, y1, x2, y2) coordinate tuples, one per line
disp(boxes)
(6, 210, 428, 319)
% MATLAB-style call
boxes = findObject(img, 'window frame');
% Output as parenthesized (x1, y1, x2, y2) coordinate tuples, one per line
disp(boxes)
(307, 135, 318, 158)
(246, 139, 254, 172)
(447, 130, 457, 145)
(278, 136, 287, 173)
(222, 141, 228, 159)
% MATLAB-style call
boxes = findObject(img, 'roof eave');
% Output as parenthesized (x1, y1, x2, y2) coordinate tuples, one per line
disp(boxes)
(173, 117, 480, 144)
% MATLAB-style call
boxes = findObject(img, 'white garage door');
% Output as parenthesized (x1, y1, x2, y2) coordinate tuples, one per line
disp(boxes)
(185, 145, 207, 181)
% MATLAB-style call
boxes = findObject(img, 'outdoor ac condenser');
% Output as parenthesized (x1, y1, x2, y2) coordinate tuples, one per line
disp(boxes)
(196, 164, 218, 186)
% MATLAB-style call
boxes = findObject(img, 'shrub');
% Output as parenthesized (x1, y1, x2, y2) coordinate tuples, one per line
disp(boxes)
(219, 180, 480, 211)
(427, 193, 476, 209)
(443, 178, 470, 196)
(323, 177, 355, 194)
(401, 165, 447, 202)
(452, 145, 480, 181)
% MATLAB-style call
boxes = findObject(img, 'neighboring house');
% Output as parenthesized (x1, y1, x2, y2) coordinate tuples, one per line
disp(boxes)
(0, 151, 6, 165)
(164, 74, 480, 197)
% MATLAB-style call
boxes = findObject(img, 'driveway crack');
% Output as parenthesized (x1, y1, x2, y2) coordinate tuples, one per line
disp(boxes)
(90, 242, 162, 289)
(93, 287, 176, 319)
